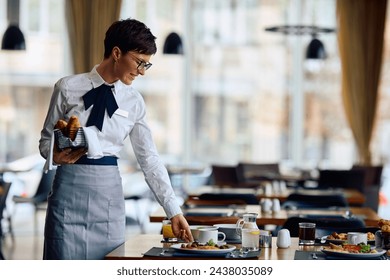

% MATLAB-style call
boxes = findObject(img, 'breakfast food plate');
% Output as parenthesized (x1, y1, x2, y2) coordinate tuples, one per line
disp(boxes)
(170, 243, 236, 255)
(321, 248, 386, 259)
(322, 231, 375, 244)
(321, 235, 375, 245)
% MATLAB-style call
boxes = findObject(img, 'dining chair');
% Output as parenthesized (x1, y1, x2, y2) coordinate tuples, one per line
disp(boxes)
(12, 169, 56, 233)
(351, 164, 383, 212)
(1, 181, 12, 260)
(209, 165, 243, 188)
(281, 192, 349, 209)
(236, 162, 282, 187)
(184, 196, 248, 208)
(236, 162, 280, 181)
(317, 169, 366, 193)
(280, 216, 367, 237)
(197, 192, 259, 205)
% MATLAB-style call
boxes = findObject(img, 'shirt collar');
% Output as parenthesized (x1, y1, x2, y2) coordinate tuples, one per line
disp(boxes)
(89, 65, 125, 93)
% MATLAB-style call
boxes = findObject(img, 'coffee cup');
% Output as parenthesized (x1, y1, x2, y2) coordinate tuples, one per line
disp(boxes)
(347, 232, 367, 245)
(190, 225, 218, 241)
(272, 198, 281, 212)
(198, 228, 226, 244)
(213, 224, 241, 241)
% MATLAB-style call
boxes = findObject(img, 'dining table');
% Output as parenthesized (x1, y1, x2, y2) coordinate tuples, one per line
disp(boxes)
(149, 205, 381, 227)
(187, 185, 366, 206)
(105, 234, 317, 260)
(105, 234, 388, 260)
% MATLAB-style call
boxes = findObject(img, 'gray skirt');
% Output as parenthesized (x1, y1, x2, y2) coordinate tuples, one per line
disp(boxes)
(43, 164, 125, 260)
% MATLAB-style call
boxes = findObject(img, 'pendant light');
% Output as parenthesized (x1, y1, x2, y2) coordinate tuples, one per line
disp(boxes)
(1, 0, 26, 50)
(265, 25, 334, 60)
(163, 32, 183, 55)
(306, 35, 326, 59)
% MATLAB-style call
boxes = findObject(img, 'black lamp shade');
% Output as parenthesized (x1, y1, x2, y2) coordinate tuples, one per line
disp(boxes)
(1, 25, 26, 50)
(306, 37, 326, 59)
(163, 32, 183, 54)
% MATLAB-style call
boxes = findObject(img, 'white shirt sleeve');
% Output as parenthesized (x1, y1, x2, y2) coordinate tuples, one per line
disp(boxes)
(129, 101, 183, 219)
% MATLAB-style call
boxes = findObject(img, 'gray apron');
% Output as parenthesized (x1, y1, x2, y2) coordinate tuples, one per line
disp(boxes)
(43, 164, 125, 260)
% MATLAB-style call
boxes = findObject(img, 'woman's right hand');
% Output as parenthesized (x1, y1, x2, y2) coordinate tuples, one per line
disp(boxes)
(53, 147, 87, 164)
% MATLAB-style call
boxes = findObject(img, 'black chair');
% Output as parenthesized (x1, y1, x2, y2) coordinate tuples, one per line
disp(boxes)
(317, 169, 366, 193)
(198, 192, 259, 205)
(1, 181, 12, 260)
(210, 165, 243, 188)
(237, 162, 280, 181)
(280, 216, 367, 238)
(281, 192, 349, 209)
(12, 169, 56, 233)
(351, 165, 383, 212)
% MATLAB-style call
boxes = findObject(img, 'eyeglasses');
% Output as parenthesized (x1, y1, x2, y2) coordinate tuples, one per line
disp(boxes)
(128, 52, 152, 71)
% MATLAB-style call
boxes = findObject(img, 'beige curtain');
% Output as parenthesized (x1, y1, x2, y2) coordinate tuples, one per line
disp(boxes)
(66, 0, 122, 74)
(336, 0, 387, 165)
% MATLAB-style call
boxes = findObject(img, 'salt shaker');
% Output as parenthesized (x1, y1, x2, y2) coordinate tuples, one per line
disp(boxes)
(277, 229, 291, 248)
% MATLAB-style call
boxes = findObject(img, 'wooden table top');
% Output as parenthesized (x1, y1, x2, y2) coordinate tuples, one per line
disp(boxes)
(105, 235, 324, 260)
(149, 205, 381, 227)
(188, 186, 366, 206)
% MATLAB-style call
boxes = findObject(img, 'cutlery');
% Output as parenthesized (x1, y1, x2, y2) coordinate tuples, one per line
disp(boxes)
(160, 249, 168, 256)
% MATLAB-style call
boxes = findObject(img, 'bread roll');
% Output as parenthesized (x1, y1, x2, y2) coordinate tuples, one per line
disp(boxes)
(66, 116, 81, 140)
(54, 119, 68, 133)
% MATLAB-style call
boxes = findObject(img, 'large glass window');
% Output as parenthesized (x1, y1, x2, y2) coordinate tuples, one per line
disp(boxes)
(2, 0, 390, 172)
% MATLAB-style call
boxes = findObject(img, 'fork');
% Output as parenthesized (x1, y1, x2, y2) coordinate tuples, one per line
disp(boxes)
(160, 249, 168, 256)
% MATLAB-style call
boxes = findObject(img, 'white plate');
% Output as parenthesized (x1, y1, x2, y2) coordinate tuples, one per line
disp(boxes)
(322, 235, 375, 244)
(321, 248, 386, 259)
(170, 243, 236, 255)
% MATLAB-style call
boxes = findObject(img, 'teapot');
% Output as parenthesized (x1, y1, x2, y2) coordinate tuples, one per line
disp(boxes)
(236, 213, 259, 236)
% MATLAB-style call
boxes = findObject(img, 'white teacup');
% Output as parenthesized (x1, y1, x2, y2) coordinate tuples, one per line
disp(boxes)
(347, 232, 367, 245)
(198, 228, 226, 244)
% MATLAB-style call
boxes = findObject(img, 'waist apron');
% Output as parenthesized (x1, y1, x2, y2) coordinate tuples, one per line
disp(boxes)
(43, 163, 125, 260)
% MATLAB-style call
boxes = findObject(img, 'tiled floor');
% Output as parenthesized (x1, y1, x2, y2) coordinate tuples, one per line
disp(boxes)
(1, 200, 162, 260)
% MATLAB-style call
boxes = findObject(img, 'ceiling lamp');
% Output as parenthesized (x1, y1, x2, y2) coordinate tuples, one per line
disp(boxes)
(1, 0, 26, 50)
(163, 32, 183, 55)
(2, 25, 26, 50)
(306, 36, 326, 59)
(265, 25, 335, 60)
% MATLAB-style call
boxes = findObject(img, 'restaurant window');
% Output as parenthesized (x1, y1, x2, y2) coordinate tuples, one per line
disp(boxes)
(0, 0, 67, 163)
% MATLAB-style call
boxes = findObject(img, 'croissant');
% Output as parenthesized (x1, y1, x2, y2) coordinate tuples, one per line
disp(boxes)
(66, 116, 81, 141)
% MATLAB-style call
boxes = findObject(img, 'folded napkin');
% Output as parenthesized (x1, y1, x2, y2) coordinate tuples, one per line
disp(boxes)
(294, 250, 385, 260)
(43, 127, 103, 173)
(143, 247, 260, 259)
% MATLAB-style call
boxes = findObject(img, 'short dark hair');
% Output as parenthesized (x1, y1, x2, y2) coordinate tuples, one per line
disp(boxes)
(103, 18, 157, 58)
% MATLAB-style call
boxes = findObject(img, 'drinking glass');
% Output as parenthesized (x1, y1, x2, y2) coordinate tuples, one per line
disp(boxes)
(298, 222, 316, 245)
(162, 219, 177, 242)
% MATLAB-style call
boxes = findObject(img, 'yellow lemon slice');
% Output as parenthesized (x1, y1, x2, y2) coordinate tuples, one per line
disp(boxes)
(249, 230, 261, 235)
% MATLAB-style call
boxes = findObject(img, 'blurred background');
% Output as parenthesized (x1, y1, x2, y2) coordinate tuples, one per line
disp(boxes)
(1, 0, 390, 258)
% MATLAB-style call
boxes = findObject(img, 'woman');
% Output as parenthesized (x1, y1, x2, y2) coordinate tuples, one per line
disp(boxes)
(39, 18, 192, 260)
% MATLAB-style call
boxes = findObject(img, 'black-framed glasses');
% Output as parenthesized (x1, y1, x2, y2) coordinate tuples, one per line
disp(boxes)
(128, 52, 152, 71)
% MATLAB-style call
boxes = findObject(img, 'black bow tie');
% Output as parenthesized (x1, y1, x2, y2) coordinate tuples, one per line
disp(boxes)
(82, 84, 119, 131)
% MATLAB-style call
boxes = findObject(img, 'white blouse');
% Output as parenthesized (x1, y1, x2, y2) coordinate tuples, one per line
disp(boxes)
(39, 66, 182, 218)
